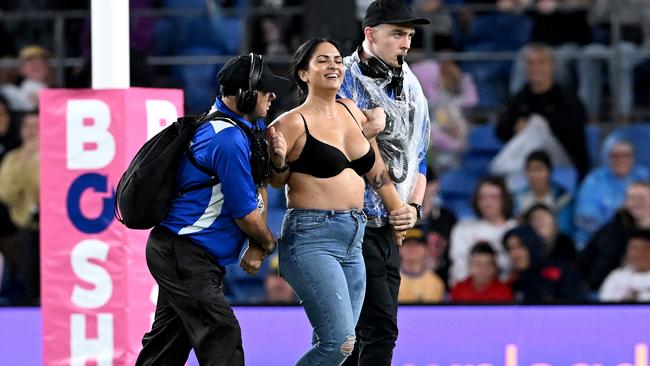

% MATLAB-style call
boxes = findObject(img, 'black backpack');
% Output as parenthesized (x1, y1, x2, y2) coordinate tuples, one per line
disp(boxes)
(114, 112, 270, 230)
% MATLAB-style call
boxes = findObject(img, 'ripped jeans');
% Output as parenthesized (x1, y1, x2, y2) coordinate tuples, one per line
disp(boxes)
(279, 208, 367, 366)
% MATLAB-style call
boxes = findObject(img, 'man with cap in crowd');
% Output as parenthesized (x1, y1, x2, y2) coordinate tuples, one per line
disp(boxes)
(338, 1, 431, 364)
(136, 54, 289, 366)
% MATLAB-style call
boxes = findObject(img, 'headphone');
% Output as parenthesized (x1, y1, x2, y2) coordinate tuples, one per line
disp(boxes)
(357, 45, 393, 80)
(236, 53, 264, 114)
(357, 45, 404, 100)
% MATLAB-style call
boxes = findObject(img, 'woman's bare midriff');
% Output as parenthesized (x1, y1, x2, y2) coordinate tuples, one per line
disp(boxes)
(286, 170, 365, 210)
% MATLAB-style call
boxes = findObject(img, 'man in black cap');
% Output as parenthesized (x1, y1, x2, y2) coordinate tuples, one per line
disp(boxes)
(136, 54, 288, 366)
(338, 1, 431, 365)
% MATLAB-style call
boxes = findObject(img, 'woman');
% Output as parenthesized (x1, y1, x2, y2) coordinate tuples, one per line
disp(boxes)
(448, 176, 516, 286)
(523, 203, 577, 265)
(267, 38, 404, 365)
(503, 225, 585, 304)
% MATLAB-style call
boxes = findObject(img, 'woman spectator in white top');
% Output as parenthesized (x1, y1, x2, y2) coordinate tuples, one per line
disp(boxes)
(449, 176, 517, 286)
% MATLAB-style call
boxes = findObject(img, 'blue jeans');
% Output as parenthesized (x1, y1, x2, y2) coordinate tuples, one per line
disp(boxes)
(278, 208, 367, 366)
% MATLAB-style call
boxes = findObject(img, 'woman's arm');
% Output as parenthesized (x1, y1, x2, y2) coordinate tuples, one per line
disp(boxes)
(365, 140, 407, 244)
(267, 125, 290, 188)
(267, 113, 301, 188)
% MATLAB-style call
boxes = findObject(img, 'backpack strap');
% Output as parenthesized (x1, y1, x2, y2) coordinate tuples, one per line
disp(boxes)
(178, 114, 248, 195)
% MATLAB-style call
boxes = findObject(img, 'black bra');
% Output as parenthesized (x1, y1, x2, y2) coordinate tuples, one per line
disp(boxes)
(288, 101, 375, 178)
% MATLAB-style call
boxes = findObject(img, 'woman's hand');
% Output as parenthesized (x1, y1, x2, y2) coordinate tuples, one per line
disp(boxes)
(361, 107, 386, 139)
(240, 245, 270, 276)
(267, 126, 287, 169)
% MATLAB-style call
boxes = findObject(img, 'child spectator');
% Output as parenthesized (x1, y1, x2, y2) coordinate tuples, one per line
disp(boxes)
(398, 228, 445, 304)
(450, 241, 513, 303)
(599, 230, 650, 302)
(515, 150, 573, 233)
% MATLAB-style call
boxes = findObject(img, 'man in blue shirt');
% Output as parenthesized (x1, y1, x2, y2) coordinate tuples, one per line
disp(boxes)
(136, 54, 288, 366)
(338, 1, 431, 365)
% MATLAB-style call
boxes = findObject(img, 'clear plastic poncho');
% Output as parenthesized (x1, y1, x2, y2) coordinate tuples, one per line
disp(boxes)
(339, 51, 431, 221)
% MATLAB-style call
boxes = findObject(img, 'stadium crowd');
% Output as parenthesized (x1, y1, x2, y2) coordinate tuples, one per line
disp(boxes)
(0, 0, 649, 306)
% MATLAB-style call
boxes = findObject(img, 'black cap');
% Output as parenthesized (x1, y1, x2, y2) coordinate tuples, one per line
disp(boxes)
(218, 54, 290, 96)
(362, 0, 430, 29)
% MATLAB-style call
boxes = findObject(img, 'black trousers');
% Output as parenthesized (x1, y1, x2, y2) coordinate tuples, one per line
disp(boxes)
(342, 225, 401, 366)
(136, 226, 244, 366)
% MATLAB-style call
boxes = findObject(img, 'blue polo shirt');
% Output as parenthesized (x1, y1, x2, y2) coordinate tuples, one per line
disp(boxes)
(160, 101, 263, 265)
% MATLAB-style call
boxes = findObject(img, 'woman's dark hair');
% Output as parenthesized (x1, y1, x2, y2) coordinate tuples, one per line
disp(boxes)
(525, 149, 553, 171)
(471, 176, 512, 219)
(289, 38, 342, 100)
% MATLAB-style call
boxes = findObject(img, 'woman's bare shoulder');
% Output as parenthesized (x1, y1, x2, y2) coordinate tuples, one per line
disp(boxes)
(269, 109, 304, 129)
(337, 98, 360, 112)
(337, 98, 367, 124)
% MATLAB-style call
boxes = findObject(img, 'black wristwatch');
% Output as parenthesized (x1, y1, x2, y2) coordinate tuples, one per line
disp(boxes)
(270, 160, 289, 173)
(408, 202, 422, 220)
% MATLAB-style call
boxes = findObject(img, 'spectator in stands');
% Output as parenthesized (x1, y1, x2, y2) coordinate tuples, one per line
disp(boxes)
(0, 111, 40, 305)
(580, 0, 650, 121)
(411, 56, 476, 172)
(514, 150, 573, 233)
(264, 255, 298, 305)
(524, 204, 577, 264)
(599, 230, 650, 302)
(574, 134, 650, 246)
(449, 176, 516, 286)
(1, 46, 52, 112)
(450, 241, 513, 303)
(421, 167, 457, 285)
(398, 227, 445, 303)
(496, 43, 590, 178)
(579, 182, 650, 292)
(509, 0, 593, 94)
(504, 225, 585, 303)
